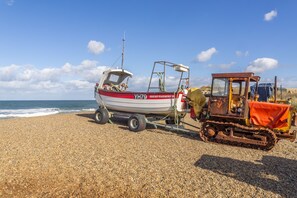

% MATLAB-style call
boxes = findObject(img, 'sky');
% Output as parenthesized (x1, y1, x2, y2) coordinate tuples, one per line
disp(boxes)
(0, 0, 297, 100)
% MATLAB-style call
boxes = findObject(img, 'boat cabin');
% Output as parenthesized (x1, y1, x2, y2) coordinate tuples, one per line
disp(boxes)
(98, 69, 133, 92)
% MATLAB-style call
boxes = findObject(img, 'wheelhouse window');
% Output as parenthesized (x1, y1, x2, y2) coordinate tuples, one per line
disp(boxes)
(109, 74, 120, 83)
(212, 78, 228, 96)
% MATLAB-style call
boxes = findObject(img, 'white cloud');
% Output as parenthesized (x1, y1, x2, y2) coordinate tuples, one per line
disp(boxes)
(62, 63, 72, 73)
(6, 0, 14, 6)
(196, 47, 217, 62)
(246, 57, 278, 73)
(78, 59, 98, 70)
(0, 64, 19, 81)
(235, 50, 249, 57)
(66, 80, 93, 89)
(128, 74, 191, 92)
(264, 10, 278, 21)
(0, 60, 109, 99)
(87, 40, 105, 54)
(31, 81, 63, 90)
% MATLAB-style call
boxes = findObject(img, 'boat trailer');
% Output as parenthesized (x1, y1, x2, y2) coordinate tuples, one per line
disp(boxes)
(94, 107, 199, 134)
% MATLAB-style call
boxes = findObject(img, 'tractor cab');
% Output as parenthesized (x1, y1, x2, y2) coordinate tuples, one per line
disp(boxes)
(208, 72, 260, 119)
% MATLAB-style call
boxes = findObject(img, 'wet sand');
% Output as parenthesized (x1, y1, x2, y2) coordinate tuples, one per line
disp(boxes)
(0, 112, 296, 197)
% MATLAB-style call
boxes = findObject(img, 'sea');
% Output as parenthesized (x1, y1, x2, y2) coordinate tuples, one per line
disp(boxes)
(0, 100, 98, 119)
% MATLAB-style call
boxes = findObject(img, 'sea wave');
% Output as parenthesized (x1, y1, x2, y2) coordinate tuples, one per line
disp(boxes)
(0, 100, 98, 119)
(0, 107, 95, 119)
(0, 108, 60, 118)
(82, 108, 96, 112)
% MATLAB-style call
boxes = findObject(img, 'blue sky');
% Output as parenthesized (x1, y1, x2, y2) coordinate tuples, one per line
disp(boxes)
(0, 0, 297, 100)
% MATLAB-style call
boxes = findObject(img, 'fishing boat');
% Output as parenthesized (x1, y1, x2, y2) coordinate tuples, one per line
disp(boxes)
(94, 61, 191, 131)
(94, 61, 190, 115)
(93, 38, 190, 131)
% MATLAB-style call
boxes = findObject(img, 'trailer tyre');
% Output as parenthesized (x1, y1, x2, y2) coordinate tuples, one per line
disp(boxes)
(95, 108, 109, 124)
(128, 114, 146, 132)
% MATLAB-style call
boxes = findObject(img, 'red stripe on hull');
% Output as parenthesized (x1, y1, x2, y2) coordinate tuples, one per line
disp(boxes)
(98, 90, 181, 100)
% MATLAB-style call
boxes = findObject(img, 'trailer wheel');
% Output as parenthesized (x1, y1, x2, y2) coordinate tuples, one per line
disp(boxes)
(128, 114, 146, 132)
(94, 108, 109, 124)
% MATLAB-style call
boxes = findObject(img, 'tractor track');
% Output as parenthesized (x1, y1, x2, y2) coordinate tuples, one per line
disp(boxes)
(200, 120, 277, 150)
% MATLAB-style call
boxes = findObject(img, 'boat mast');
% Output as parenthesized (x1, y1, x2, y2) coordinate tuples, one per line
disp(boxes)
(121, 33, 125, 69)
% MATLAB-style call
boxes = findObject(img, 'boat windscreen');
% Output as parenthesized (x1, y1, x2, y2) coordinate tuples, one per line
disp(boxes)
(104, 73, 131, 85)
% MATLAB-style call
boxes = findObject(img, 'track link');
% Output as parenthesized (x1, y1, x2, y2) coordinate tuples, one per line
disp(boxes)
(200, 120, 277, 150)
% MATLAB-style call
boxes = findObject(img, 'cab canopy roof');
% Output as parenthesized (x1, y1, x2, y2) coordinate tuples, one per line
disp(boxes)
(212, 72, 260, 82)
(103, 69, 133, 78)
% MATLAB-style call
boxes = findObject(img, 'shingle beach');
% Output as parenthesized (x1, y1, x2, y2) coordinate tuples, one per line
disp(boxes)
(0, 113, 296, 197)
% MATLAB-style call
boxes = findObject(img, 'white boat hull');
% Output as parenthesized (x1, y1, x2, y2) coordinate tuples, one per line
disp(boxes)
(95, 90, 187, 116)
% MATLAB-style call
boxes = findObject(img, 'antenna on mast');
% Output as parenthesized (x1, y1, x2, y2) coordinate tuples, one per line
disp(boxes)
(121, 33, 125, 69)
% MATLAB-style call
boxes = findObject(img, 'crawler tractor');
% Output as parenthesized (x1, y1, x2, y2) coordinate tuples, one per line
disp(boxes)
(193, 72, 296, 150)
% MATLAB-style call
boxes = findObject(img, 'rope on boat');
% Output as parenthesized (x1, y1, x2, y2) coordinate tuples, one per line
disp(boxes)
(173, 91, 179, 127)
(161, 90, 182, 127)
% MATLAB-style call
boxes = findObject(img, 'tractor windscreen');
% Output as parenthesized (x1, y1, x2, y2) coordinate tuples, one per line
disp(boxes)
(212, 78, 228, 96)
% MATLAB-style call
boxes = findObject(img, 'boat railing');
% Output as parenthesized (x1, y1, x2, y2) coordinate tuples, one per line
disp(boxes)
(147, 61, 190, 93)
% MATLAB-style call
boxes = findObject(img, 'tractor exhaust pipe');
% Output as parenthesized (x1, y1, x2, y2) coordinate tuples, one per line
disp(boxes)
(274, 76, 277, 103)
